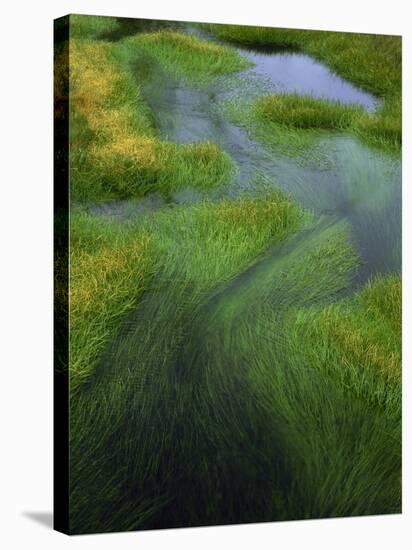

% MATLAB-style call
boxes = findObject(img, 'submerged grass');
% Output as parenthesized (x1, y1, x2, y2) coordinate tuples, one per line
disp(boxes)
(69, 192, 302, 392)
(206, 24, 401, 152)
(69, 212, 402, 532)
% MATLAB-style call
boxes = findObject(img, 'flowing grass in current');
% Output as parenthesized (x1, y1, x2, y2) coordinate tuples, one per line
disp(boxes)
(69, 192, 305, 532)
(68, 211, 402, 532)
(205, 24, 401, 152)
(69, 192, 302, 393)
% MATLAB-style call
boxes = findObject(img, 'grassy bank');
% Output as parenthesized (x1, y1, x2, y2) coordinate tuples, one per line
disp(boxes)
(69, 213, 155, 391)
(206, 23, 401, 151)
(255, 94, 363, 130)
(123, 30, 251, 83)
(69, 38, 233, 203)
(68, 18, 251, 203)
(287, 273, 401, 412)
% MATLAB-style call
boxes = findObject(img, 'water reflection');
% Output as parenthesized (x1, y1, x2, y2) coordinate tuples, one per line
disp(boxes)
(238, 50, 377, 111)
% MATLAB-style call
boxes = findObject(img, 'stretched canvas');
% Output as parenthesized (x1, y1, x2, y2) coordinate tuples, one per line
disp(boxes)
(54, 14, 402, 535)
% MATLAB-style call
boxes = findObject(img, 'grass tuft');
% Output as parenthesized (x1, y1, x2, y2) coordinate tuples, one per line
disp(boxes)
(69, 213, 155, 391)
(255, 94, 363, 130)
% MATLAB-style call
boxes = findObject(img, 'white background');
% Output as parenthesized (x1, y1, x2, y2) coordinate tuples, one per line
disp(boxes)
(0, 0, 410, 548)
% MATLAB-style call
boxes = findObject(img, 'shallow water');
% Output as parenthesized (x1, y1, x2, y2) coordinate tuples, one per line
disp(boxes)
(102, 29, 399, 283)
(236, 49, 377, 110)
(91, 26, 400, 283)
(190, 26, 378, 111)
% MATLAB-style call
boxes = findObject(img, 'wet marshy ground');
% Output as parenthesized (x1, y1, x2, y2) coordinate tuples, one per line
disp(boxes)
(69, 19, 402, 534)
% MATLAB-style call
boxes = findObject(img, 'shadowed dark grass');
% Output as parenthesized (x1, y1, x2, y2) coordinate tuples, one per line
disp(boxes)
(68, 208, 399, 533)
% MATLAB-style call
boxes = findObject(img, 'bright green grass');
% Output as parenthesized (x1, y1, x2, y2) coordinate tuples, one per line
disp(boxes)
(123, 30, 252, 83)
(206, 24, 401, 152)
(223, 95, 331, 165)
(69, 192, 302, 392)
(255, 94, 364, 130)
(286, 273, 401, 414)
(69, 212, 156, 391)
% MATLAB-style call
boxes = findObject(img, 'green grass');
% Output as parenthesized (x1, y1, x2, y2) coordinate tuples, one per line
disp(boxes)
(69, 192, 305, 532)
(255, 94, 364, 130)
(286, 274, 401, 412)
(69, 13, 120, 38)
(69, 212, 156, 391)
(69, 30, 246, 204)
(123, 30, 252, 83)
(69, 192, 302, 393)
(205, 24, 401, 152)
(224, 91, 401, 161)
(204, 24, 401, 96)
(222, 95, 332, 166)
(223, 249, 400, 520)
(67, 211, 403, 533)
(63, 16, 402, 533)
